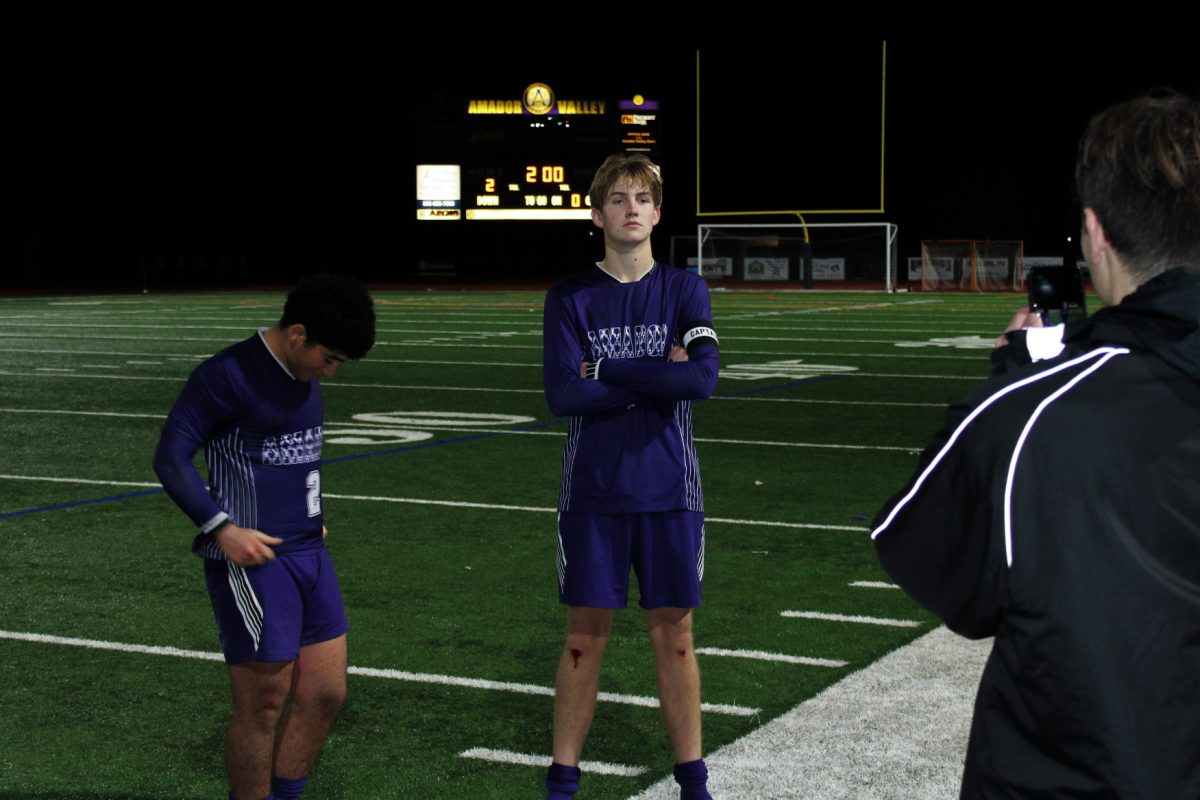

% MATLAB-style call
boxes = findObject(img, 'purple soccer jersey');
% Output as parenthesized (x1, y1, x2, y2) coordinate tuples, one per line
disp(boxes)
(543, 263, 719, 514)
(154, 331, 327, 558)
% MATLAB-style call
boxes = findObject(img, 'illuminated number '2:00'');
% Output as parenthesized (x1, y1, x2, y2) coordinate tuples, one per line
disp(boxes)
(525, 165, 565, 183)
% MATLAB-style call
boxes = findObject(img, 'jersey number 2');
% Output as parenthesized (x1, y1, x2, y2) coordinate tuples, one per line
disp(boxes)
(306, 470, 321, 517)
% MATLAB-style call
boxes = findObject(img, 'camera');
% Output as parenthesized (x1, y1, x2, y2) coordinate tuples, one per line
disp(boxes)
(1026, 266, 1087, 322)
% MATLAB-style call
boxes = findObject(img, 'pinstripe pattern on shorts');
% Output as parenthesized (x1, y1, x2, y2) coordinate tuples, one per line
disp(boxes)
(226, 563, 264, 651)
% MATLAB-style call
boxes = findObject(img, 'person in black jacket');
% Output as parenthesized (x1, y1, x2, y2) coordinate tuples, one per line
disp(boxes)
(872, 91, 1199, 798)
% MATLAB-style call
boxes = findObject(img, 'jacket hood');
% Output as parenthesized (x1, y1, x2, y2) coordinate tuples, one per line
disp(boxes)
(1065, 266, 1200, 380)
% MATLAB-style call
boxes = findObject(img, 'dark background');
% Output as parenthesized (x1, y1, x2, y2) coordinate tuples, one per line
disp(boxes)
(10, 8, 1197, 290)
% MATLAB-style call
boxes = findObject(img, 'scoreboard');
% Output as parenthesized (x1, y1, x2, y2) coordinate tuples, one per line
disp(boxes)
(460, 163, 594, 220)
(417, 82, 660, 221)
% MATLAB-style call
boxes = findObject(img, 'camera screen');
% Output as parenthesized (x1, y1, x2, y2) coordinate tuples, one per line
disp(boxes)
(1027, 267, 1086, 314)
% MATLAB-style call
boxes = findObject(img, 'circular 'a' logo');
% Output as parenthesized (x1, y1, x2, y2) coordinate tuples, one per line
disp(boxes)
(523, 83, 555, 115)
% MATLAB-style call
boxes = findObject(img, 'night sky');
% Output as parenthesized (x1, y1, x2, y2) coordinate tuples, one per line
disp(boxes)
(11, 9, 1197, 289)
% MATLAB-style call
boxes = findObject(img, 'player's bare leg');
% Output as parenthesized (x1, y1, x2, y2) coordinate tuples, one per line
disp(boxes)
(226, 659, 294, 800)
(551, 606, 614, 765)
(646, 607, 702, 762)
(273, 633, 348, 780)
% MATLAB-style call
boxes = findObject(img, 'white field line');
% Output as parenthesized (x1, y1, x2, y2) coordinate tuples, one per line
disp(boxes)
(348, 665, 755, 715)
(327, 496, 869, 532)
(3, 348, 199, 358)
(0, 412, 926, 453)
(0, 330, 975, 350)
(0, 408, 165, 419)
(851, 580, 900, 589)
(0, 474, 161, 488)
(373, 328, 539, 336)
(2, 321, 984, 340)
(724, 336, 959, 346)
(0, 630, 225, 662)
(712, 396, 944, 408)
(0, 630, 758, 717)
(328, 424, 563, 438)
(848, 372, 976, 381)
(2, 309, 980, 335)
(0, 321, 543, 336)
(721, 349, 983, 361)
(5, 346, 988, 364)
(0, 334, 547, 351)
(0, 312, 542, 322)
(626, 626, 989, 800)
(707, 518, 866, 532)
(326, 493, 551, 514)
(780, 611, 922, 628)
(341, 428, 917, 453)
(720, 325, 987, 334)
(0, 370, 198, 383)
(0, 326, 246, 335)
(380, 342, 544, 351)
(347, 357, 539, 368)
(7, 346, 542, 369)
(3, 316, 987, 337)
(4, 306, 541, 314)
(696, 647, 848, 669)
(697, 437, 917, 452)
(458, 748, 647, 777)
(0, 371, 545, 393)
(712, 301, 935, 319)
(0, 372, 958, 406)
(0, 476, 867, 532)
(331, 381, 541, 393)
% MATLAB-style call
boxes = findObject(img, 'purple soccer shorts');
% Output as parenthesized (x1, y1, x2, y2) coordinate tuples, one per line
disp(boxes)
(556, 510, 705, 609)
(204, 546, 348, 664)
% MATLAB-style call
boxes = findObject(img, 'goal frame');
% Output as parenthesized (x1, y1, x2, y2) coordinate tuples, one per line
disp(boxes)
(693, 222, 900, 291)
(919, 239, 1025, 291)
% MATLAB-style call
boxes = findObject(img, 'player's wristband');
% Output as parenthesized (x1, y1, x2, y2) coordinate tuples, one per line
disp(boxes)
(584, 358, 603, 380)
(200, 512, 232, 535)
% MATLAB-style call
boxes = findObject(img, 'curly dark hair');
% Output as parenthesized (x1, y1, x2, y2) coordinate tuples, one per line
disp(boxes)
(279, 274, 376, 360)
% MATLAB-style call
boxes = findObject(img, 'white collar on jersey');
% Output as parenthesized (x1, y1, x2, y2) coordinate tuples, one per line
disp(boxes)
(258, 327, 298, 380)
(596, 260, 657, 283)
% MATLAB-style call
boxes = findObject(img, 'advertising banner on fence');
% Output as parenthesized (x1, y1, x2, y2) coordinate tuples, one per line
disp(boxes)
(812, 257, 846, 281)
(744, 257, 789, 281)
(686, 257, 734, 278)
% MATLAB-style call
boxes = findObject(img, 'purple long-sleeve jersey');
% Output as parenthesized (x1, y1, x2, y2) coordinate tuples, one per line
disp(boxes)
(153, 331, 326, 558)
(543, 263, 719, 513)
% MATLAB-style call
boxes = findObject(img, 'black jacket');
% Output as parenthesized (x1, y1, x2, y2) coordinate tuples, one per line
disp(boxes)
(872, 267, 1200, 799)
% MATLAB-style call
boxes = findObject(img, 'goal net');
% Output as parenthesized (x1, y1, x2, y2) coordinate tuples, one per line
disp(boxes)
(919, 240, 1024, 291)
(682, 223, 900, 290)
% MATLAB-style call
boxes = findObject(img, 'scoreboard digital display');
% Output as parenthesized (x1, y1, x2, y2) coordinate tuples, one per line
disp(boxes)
(464, 163, 594, 220)
(416, 82, 659, 221)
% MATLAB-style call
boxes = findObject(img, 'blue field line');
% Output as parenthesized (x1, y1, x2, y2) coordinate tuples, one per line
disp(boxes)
(3, 372, 834, 520)
(715, 373, 850, 398)
(0, 420, 569, 520)
(1, 488, 167, 520)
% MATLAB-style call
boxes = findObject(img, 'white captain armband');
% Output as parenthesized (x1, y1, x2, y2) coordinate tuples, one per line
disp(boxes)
(679, 320, 719, 352)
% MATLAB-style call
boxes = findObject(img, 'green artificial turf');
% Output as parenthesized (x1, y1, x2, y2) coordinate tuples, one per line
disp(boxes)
(0, 287, 1043, 798)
